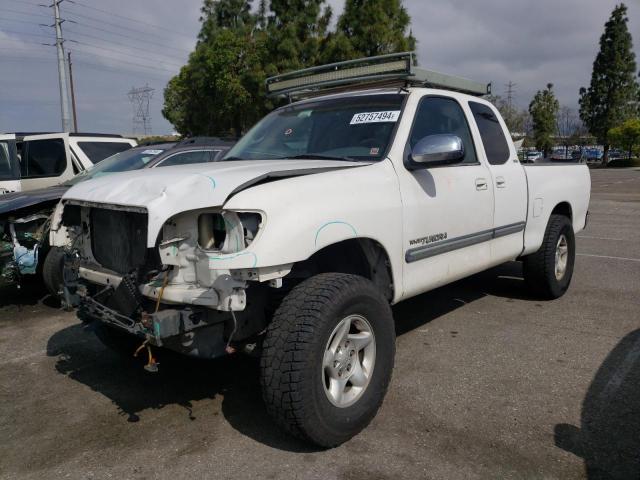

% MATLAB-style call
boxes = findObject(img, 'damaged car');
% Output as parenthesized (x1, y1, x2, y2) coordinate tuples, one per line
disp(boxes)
(0, 138, 234, 292)
(51, 53, 590, 447)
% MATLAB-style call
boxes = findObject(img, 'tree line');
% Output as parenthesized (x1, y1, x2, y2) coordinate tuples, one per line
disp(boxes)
(162, 1, 640, 162)
(162, 0, 415, 137)
(523, 3, 640, 162)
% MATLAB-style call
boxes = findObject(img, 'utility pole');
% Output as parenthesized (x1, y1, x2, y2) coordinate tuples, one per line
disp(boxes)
(68, 51, 78, 132)
(52, 0, 72, 132)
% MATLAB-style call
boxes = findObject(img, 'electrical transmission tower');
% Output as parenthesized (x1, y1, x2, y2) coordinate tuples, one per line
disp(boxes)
(505, 81, 516, 113)
(127, 85, 154, 135)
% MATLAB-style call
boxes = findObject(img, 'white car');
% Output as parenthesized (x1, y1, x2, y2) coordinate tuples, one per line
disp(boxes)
(51, 53, 591, 447)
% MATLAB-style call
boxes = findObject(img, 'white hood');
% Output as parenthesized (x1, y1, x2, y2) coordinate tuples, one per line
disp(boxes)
(62, 159, 367, 246)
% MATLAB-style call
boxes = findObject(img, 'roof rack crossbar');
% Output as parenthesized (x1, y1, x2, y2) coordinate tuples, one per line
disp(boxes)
(266, 52, 491, 98)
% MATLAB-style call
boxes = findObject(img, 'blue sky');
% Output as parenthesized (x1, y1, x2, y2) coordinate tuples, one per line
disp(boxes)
(1, 0, 638, 135)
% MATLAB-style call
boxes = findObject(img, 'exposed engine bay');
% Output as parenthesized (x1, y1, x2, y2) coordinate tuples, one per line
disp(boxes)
(57, 201, 290, 359)
(0, 210, 51, 287)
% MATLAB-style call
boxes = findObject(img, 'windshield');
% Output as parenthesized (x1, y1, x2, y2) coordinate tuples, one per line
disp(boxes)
(224, 94, 406, 162)
(0, 140, 19, 181)
(63, 147, 166, 186)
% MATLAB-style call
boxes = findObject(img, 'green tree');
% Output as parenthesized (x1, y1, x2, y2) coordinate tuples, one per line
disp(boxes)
(265, 0, 333, 73)
(487, 94, 529, 134)
(323, 0, 415, 62)
(609, 118, 640, 159)
(579, 3, 640, 164)
(162, 1, 268, 136)
(528, 83, 559, 157)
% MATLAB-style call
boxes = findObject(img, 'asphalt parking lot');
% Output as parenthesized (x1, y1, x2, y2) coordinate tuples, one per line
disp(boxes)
(1, 168, 639, 480)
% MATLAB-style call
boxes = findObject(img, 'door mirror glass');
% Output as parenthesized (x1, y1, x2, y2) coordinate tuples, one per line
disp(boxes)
(411, 134, 464, 166)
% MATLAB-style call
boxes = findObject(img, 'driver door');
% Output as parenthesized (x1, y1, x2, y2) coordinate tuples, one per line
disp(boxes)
(395, 95, 494, 299)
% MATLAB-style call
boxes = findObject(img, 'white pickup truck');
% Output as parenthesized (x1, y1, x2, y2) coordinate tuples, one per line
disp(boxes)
(51, 54, 590, 447)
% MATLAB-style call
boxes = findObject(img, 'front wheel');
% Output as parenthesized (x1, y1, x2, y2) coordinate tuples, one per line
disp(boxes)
(523, 214, 576, 299)
(260, 273, 395, 447)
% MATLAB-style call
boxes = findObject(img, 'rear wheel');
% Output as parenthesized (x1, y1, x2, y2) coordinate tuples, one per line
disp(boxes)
(260, 273, 395, 447)
(523, 214, 575, 299)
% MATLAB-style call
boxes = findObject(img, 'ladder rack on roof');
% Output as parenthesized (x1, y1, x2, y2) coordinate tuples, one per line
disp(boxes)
(265, 52, 491, 99)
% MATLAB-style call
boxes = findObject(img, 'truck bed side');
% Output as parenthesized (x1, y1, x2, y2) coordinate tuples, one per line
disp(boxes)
(522, 163, 591, 256)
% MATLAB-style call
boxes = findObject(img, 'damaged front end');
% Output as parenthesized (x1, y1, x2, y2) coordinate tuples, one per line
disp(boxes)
(57, 201, 287, 360)
(0, 211, 50, 288)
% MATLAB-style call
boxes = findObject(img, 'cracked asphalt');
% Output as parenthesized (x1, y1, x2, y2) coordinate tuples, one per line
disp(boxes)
(1, 168, 639, 480)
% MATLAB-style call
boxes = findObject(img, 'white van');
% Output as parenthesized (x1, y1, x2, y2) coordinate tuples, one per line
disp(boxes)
(17, 133, 136, 191)
(0, 134, 20, 194)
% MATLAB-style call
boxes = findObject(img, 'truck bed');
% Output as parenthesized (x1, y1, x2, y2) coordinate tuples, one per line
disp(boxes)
(522, 163, 591, 256)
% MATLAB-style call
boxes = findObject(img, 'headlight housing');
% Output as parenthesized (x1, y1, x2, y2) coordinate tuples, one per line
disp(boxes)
(197, 211, 262, 253)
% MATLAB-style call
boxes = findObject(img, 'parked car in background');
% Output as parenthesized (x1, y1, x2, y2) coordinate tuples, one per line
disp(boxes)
(0, 137, 235, 293)
(0, 134, 20, 194)
(584, 148, 603, 163)
(17, 132, 137, 191)
(524, 150, 543, 163)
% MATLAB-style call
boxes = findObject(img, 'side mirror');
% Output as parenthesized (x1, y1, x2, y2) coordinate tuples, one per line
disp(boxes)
(410, 134, 465, 167)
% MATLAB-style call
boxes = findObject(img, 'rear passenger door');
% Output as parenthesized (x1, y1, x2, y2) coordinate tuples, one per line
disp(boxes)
(20, 134, 74, 191)
(468, 101, 527, 263)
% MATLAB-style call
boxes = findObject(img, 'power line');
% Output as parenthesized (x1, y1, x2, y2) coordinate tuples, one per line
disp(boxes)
(62, 8, 194, 47)
(2, 7, 53, 19)
(66, 0, 194, 39)
(0, 52, 176, 78)
(63, 25, 188, 61)
(0, 28, 54, 39)
(63, 11, 192, 55)
(67, 40, 182, 70)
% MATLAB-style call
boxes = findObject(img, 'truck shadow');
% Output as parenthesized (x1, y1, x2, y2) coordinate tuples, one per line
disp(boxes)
(44, 261, 541, 452)
(554, 328, 640, 479)
(0, 279, 59, 309)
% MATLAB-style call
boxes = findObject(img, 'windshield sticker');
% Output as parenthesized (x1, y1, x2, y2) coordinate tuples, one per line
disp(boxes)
(142, 149, 163, 155)
(350, 111, 400, 125)
(369, 147, 380, 155)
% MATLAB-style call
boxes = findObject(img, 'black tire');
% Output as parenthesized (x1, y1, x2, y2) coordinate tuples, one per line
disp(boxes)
(260, 273, 395, 448)
(42, 246, 65, 298)
(93, 322, 142, 357)
(523, 214, 575, 299)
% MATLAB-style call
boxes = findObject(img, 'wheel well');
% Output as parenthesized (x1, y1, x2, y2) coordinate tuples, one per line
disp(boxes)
(551, 202, 572, 222)
(288, 238, 394, 300)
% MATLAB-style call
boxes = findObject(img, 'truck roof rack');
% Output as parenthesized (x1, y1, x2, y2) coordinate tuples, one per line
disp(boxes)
(265, 52, 491, 99)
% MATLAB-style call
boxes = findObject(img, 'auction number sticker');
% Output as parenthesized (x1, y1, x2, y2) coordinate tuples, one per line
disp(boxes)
(350, 110, 400, 125)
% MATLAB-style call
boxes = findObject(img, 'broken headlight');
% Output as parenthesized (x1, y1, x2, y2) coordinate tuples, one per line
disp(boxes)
(197, 211, 262, 253)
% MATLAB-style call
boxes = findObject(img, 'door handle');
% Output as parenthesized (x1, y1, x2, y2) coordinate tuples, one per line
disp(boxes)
(496, 176, 506, 188)
(475, 178, 488, 191)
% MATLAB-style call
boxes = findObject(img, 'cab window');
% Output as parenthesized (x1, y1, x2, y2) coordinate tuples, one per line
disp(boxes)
(409, 97, 477, 164)
(469, 102, 511, 165)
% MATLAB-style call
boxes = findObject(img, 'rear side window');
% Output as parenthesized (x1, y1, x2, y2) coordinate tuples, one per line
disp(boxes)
(469, 102, 511, 165)
(409, 96, 477, 164)
(22, 138, 66, 177)
(156, 150, 215, 167)
(76, 141, 132, 163)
